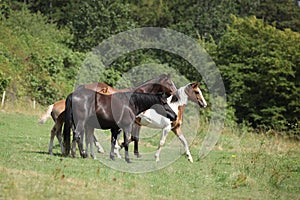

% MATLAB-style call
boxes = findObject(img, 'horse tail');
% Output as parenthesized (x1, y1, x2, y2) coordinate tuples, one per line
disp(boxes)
(38, 104, 54, 124)
(63, 93, 73, 156)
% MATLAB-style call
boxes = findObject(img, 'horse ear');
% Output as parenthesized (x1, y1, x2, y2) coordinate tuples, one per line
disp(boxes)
(192, 82, 199, 88)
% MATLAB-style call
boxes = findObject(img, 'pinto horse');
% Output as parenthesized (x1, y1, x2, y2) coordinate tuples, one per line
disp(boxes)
(127, 82, 207, 163)
(39, 74, 177, 157)
(63, 87, 177, 163)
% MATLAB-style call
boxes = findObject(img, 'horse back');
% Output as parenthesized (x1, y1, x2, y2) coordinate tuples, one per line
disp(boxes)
(84, 82, 118, 94)
(94, 92, 134, 130)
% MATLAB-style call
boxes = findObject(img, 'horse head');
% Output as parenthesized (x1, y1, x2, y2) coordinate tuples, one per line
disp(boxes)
(185, 82, 207, 108)
(156, 74, 177, 96)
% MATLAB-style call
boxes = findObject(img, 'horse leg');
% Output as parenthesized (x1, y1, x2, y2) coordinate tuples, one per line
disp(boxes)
(93, 134, 104, 154)
(56, 114, 64, 155)
(71, 132, 77, 157)
(84, 125, 91, 158)
(56, 128, 64, 155)
(123, 130, 131, 163)
(85, 125, 96, 159)
(110, 128, 119, 160)
(74, 123, 87, 158)
(71, 119, 77, 157)
(132, 123, 142, 158)
(84, 125, 90, 158)
(114, 129, 122, 158)
(48, 125, 56, 155)
(155, 126, 170, 162)
(173, 127, 193, 163)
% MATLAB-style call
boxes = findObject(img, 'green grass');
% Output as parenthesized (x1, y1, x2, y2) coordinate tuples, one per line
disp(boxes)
(0, 111, 299, 199)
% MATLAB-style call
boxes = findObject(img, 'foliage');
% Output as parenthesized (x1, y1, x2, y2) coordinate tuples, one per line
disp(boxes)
(0, 8, 83, 105)
(232, 0, 300, 33)
(61, 0, 136, 52)
(0, 71, 11, 93)
(216, 16, 300, 130)
(1, 1, 300, 131)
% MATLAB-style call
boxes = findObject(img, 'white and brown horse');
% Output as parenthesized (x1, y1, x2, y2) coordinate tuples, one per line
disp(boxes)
(131, 82, 207, 163)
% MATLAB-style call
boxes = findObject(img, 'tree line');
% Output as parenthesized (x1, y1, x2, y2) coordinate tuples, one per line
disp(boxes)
(0, 0, 299, 133)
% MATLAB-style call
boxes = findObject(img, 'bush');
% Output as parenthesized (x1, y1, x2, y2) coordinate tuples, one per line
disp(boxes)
(0, 8, 83, 105)
(216, 16, 300, 130)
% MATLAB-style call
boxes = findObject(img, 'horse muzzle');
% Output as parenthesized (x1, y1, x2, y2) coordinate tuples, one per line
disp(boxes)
(198, 100, 207, 108)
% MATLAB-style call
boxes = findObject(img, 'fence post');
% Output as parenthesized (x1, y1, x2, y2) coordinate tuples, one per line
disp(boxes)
(33, 98, 36, 109)
(1, 91, 6, 107)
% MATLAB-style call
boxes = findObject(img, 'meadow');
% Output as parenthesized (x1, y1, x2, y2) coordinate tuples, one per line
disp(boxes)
(0, 110, 299, 200)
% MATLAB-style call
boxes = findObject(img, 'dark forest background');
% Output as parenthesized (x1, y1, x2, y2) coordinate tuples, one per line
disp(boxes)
(0, 0, 299, 133)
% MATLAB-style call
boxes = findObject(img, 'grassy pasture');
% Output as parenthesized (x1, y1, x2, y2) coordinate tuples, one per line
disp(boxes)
(0, 111, 299, 200)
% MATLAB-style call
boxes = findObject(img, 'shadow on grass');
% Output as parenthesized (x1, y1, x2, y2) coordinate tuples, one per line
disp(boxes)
(26, 150, 63, 157)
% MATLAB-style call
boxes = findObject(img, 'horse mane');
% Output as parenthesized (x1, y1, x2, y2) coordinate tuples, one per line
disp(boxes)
(170, 84, 189, 105)
(135, 74, 169, 88)
(128, 92, 162, 106)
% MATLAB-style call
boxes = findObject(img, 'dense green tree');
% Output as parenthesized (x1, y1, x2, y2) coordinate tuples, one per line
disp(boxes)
(1, 0, 300, 132)
(252, 0, 300, 32)
(62, 0, 136, 52)
(0, 8, 83, 105)
(216, 16, 300, 130)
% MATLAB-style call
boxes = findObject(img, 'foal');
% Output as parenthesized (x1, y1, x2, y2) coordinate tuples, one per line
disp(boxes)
(63, 88, 177, 163)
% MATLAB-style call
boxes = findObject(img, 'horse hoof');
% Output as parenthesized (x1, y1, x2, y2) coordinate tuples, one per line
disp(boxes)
(125, 158, 132, 163)
(98, 149, 105, 154)
(134, 152, 142, 158)
(82, 152, 88, 158)
(110, 154, 115, 161)
(155, 156, 160, 162)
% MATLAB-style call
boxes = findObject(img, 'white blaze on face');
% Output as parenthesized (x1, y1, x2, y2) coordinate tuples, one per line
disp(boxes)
(197, 87, 207, 108)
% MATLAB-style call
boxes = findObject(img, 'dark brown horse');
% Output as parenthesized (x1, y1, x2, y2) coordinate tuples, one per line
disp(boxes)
(63, 87, 177, 163)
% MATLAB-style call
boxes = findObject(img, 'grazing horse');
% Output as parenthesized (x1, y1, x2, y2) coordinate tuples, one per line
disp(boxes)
(130, 82, 207, 163)
(39, 74, 177, 157)
(63, 87, 177, 163)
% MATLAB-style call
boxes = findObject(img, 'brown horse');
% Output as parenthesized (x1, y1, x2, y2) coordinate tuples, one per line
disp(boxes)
(63, 87, 177, 163)
(39, 99, 66, 155)
(39, 88, 109, 155)
(40, 74, 177, 156)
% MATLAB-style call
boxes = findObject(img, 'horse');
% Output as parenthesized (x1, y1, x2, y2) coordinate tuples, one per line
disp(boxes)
(63, 87, 177, 163)
(39, 74, 177, 157)
(39, 99, 66, 155)
(39, 93, 107, 155)
(126, 82, 207, 163)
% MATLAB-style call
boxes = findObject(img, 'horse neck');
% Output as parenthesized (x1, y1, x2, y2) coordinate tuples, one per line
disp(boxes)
(169, 86, 188, 106)
(131, 93, 160, 114)
(134, 83, 159, 93)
